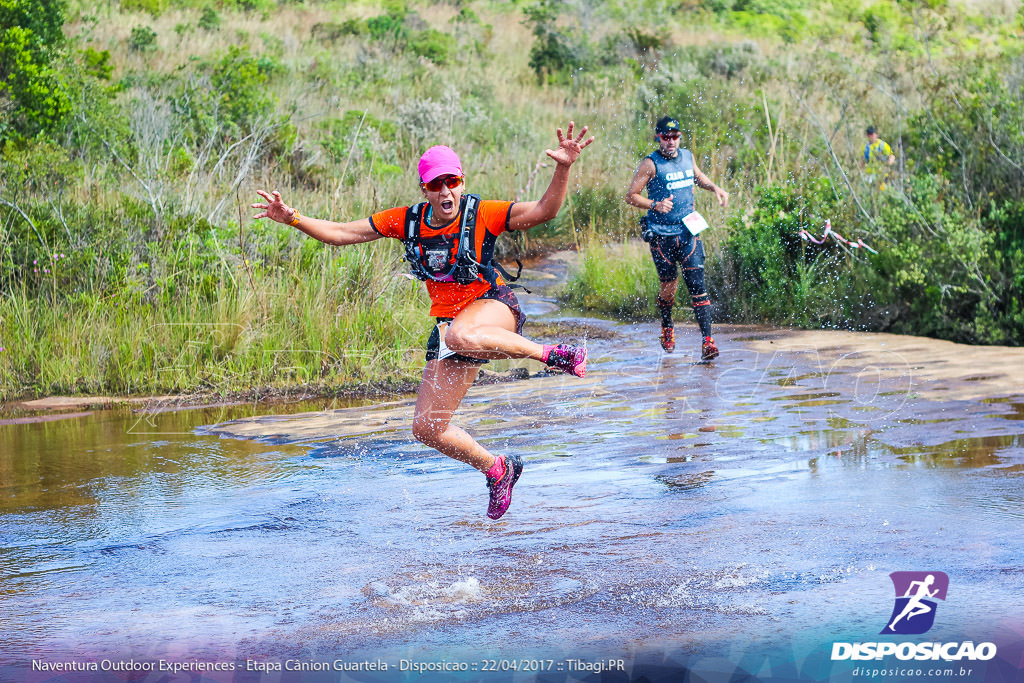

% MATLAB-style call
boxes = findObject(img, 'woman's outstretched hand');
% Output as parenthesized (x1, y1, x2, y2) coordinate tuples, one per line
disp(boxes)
(252, 190, 297, 224)
(545, 122, 595, 167)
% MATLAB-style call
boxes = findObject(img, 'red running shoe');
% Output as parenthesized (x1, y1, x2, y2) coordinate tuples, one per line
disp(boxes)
(541, 344, 587, 377)
(701, 336, 720, 361)
(660, 326, 675, 353)
(486, 454, 524, 520)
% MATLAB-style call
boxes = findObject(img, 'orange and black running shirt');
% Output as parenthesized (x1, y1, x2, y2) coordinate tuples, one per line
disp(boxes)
(370, 200, 514, 319)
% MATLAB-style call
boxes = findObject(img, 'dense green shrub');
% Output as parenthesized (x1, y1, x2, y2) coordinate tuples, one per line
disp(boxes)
(366, 13, 408, 41)
(707, 172, 1023, 344)
(128, 25, 158, 52)
(713, 179, 862, 326)
(865, 177, 1023, 344)
(981, 199, 1024, 343)
(174, 45, 275, 140)
(80, 47, 113, 80)
(408, 28, 455, 65)
(198, 7, 221, 31)
(0, 0, 70, 141)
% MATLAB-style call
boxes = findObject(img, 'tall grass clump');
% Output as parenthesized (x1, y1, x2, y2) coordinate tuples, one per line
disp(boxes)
(0, 247, 429, 400)
(561, 238, 656, 320)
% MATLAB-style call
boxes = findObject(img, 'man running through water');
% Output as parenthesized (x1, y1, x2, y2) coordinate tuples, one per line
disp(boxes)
(625, 116, 728, 360)
(253, 123, 593, 520)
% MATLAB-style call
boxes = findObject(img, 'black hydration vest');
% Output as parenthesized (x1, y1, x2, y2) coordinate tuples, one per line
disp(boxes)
(402, 194, 526, 290)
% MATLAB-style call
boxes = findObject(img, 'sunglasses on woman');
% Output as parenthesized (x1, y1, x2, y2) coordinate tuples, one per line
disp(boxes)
(422, 175, 464, 192)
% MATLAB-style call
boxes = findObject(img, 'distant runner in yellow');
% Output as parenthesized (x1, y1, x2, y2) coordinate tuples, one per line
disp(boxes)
(863, 125, 896, 190)
(863, 125, 896, 168)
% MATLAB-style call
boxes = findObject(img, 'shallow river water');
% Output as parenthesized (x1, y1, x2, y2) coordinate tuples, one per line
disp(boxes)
(2, 258, 1023, 682)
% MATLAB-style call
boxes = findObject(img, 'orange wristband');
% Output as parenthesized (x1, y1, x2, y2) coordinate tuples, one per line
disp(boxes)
(288, 211, 301, 226)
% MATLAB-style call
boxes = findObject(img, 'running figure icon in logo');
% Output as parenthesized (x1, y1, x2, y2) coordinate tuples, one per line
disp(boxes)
(881, 571, 949, 635)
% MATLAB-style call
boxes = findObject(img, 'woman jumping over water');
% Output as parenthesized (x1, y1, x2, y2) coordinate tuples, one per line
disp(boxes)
(253, 122, 594, 520)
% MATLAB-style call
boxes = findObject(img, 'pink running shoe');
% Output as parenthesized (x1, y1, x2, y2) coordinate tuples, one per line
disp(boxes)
(541, 343, 588, 377)
(486, 454, 523, 520)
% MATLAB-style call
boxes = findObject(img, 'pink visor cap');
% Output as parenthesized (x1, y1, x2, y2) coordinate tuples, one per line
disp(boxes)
(418, 145, 463, 183)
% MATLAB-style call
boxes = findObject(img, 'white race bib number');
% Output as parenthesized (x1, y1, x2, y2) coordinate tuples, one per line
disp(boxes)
(682, 211, 709, 236)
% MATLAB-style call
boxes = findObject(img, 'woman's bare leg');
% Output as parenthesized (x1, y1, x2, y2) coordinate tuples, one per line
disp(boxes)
(444, 298, 544, 361)
(411, 357, 497, 473)
(412, 293, 586, 477)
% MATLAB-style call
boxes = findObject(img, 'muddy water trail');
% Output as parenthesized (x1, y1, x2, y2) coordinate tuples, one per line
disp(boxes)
(2, 254, 1023, 676)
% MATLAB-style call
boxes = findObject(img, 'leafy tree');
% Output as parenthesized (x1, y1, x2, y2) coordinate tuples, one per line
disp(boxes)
(0, 0, 64, 46)
(0, 0, 71, 141)
(524, 0, 589, 83)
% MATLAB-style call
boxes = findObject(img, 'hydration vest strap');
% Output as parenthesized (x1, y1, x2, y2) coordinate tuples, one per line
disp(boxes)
(454, 194, 477, 264)
(492, 260, 531, 293)
(405, 202, 425, 242)
(402, 203, 427, 280)
(472, 260, 528, 292)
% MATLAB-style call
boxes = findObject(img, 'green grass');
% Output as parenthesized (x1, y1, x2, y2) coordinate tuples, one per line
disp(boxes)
(560, 238, 658, 321)
(0, 250, 429, 401)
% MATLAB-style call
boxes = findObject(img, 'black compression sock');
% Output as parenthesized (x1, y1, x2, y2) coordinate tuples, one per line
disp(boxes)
(657, 296, 674, 329)
(692, 294, 712, 337)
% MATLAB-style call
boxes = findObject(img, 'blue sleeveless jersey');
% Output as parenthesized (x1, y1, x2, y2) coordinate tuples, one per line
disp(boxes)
(646, 148, 695, 235)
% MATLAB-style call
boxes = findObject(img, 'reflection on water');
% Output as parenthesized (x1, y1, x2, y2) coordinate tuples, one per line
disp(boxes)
(2, 329, 1023, 670)
(982, 397, 1024, 421)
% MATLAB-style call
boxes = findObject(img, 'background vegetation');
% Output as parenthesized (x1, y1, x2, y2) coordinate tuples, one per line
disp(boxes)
(557, 0, 1023, 345)
(1, 0, 1021, 400)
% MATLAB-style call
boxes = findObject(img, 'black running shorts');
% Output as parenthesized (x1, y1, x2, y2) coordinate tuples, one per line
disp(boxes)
(425, 284, 526, 364)
(648, 232, 705, 283)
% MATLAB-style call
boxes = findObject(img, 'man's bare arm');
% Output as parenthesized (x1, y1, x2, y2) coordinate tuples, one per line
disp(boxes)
(625, 158, 660, 211)
(693, 163, 729, 208)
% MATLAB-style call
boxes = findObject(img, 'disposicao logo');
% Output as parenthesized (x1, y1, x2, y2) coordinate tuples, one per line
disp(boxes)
(881, 571, 948, 635)
(831, 571, 997, 663)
